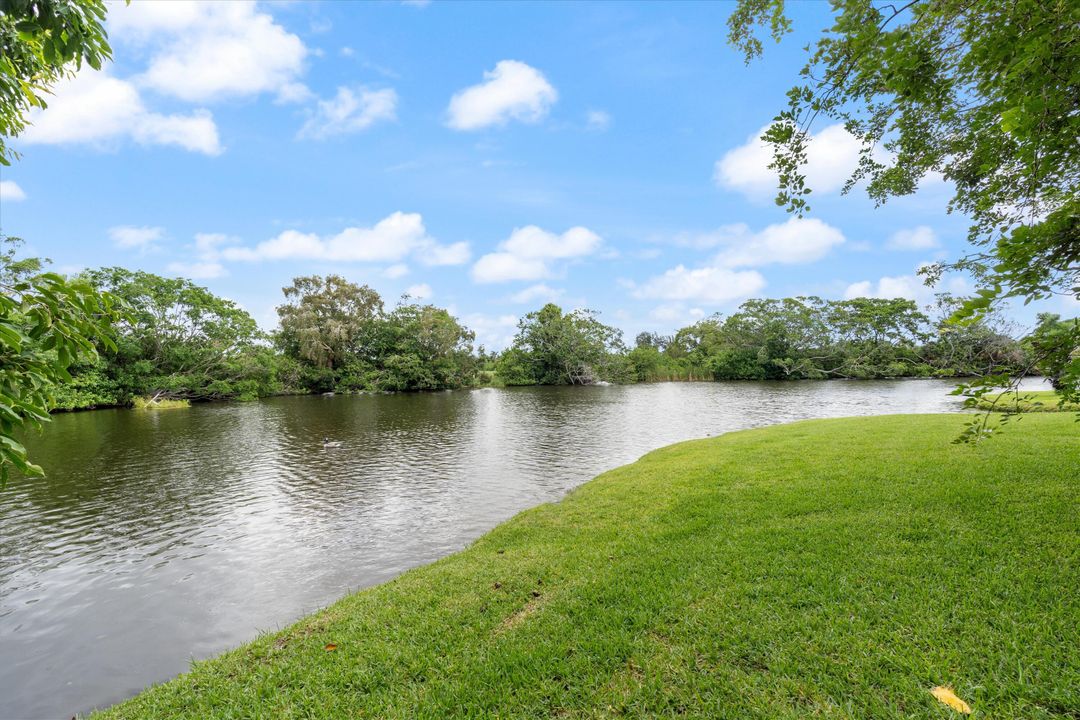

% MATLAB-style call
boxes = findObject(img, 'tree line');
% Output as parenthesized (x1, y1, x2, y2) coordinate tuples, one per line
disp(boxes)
(6, 246, 1060, 412)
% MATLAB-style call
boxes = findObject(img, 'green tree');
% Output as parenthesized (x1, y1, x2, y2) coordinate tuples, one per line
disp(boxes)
(0, 0, 112, 164)
(365, 302, 478, 391)
(922, 294, 1025, 378)
(0, 238, 117, 481)
(728, 0, 1080, 419)
(1025, 313, 1080, 393)
(826, 298, 929, 377)
(275, 275, 384, 376)
(81, 268, 269, 401)
(503, 304, 627, 385)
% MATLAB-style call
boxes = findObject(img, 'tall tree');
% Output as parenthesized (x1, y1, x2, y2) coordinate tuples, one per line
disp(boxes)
(81, 268, 268, 401)
(728, 0, 1079, 425)
(504, 304, 627, 385)
(276, 275, 384, 372)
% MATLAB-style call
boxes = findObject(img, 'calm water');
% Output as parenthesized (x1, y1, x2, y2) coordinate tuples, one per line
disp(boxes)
(0, 380, 994, 718)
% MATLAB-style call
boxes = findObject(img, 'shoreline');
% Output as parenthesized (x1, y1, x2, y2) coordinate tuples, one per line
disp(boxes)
(50, 374, 1042, 416)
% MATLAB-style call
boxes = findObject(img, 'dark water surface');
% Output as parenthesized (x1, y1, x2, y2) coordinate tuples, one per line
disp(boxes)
(2, 380, 989, 718)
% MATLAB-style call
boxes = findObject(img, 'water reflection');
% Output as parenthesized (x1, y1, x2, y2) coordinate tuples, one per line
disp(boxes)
(0, 380, 1026, 718)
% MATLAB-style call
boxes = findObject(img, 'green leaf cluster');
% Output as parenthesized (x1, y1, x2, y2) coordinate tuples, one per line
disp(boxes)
(0, 237, 118, 483)
(0, 0, 112, 164)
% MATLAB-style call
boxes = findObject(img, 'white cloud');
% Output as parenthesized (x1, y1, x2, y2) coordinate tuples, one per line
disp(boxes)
(21, 71, 221, 154)
(711, 218, 845, 268)
(647, 304, 707, 325)
(298, 87, 398, 139)
(471, 225, 602, 283)
(275, 82, 315, 105)
(714, 123, 864, 200)
(420, 241, 471, 266)
(446, 60, 557, 131)
(509, 283, 564, 304)
(633, 265, 766, 304)
(463, 313, 519, 350)
(0, 180, 26, 202)
(167, 261, 226, 279)
(165, 232, 236, 279)
(109, 225, 164, 250)
(886, 225, 939, 251)
(221, 212, 469, 266)
(405, 283, 432, 300)
(668, 218, 845, 268)
(586, 110, 611, 131)
(111, 1, 308, 103)
(384, 263, 410, 278)
(472, 253, 549, 283)
(844, 266, 970, 305)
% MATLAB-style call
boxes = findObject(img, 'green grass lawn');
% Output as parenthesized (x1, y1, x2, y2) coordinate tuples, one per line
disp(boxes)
(974, 390, 1079, 413)
(95, 414, 1079, 719)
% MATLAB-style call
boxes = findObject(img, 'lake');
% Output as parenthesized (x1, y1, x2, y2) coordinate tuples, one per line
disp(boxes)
(0, 379, 1011, 718)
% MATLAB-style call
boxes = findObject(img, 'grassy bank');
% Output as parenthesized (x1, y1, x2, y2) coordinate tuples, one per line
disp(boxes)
(974, 389, 1079, 413)
(96, 414, 1079, 719)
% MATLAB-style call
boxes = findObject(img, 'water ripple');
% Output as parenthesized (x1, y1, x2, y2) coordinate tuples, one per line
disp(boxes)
(0, 379, 1042, 719)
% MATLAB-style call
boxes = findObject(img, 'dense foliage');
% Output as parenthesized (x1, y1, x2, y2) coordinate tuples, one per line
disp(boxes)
(497, 304, 628, 385)
(727, 0, 1080, 419)
(0, 250, 1040, 416)
(0, 238, 117, 482)
(625, 296, 1024, 383)
(0, 0, 117, 480)
(36, 259, 1037, 410)
(53, 268, 277, 408)
(275, 275, 478, 393)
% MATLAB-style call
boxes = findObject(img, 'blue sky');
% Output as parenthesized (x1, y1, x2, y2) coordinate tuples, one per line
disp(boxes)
(0, 0, 1068, 348)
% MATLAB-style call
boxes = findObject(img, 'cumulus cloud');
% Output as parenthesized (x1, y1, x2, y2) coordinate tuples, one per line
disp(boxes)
(109, 225, 164, 250)
(669, 218, 846, 268)
(221, 212, 469, 266)
(298, 87, 398, 139)
(712, 218, 845, 268)
(631, 218, 843, 306)
(844, 266, 970, 305)
(383, 263, 410, 279)
(421, 241, 471, 266)
(714, 123, 865, 200)
(110, 0, 308, 103)
(471, 225, 602, 283)
(633, 265, 766, 304)
(886, 225, 939, 251)
(446, 60, 557, 130)
(463, 313, 519, 350)
(509, 283, 564, 304)
(471, 253, 548, 283)
(21, 71, 221, 154)
(0, 180, 26, 202)
(405, 283, 433, 300)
